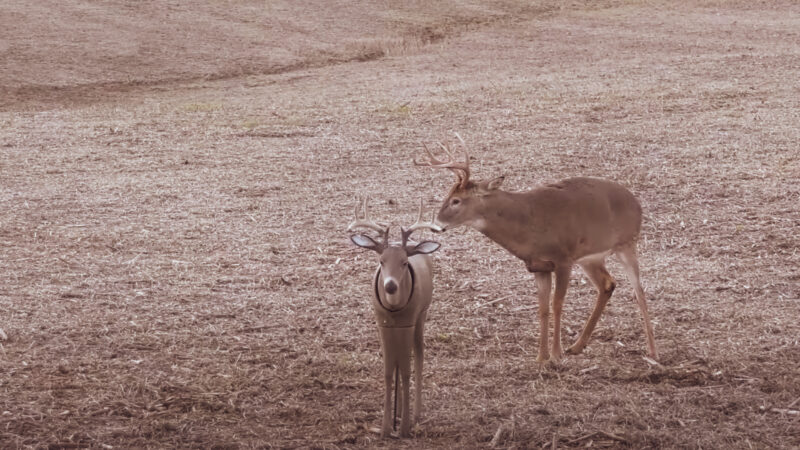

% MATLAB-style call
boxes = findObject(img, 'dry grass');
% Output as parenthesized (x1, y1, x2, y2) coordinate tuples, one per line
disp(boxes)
(1, 1, 800, 448)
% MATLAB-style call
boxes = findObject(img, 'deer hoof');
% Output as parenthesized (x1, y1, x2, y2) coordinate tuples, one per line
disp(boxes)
(536, 353, 550, 364)
(565, 344, 584, 355)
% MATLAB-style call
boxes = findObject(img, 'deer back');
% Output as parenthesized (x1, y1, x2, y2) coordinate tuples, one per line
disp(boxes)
(528, 177, 642, 258)
(465, 177, 643, 265)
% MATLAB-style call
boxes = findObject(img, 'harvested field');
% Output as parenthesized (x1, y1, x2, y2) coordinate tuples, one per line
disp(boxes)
(1, 1, 799, 448)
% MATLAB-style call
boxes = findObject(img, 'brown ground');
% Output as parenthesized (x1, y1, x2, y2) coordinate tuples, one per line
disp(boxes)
(1, 1, 799, 448)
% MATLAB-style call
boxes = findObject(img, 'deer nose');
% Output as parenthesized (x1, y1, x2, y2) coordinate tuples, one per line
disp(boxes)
(384, 280, 398, 295)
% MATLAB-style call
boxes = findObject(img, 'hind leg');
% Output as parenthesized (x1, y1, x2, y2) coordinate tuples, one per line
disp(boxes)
(567, 256, 616, 355)
(617, 244, 658, 359)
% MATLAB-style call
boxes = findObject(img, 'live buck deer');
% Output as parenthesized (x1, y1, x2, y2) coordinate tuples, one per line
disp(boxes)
(415, 134, 657, 362)
(347, 197, 442, 438)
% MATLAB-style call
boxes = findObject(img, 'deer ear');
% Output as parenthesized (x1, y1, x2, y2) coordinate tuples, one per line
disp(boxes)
(407, 240, 441, 256)
(476, 176, 504, 196)
(350, 234, 381, 252)
(486, 176, 505, 190)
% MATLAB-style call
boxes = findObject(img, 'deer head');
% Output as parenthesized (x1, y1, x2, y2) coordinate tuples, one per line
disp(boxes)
(348, 197, 441, 308)
(414, 133, 505, 231)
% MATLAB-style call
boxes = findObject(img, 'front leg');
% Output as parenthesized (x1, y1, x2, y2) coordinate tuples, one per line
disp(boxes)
(533, 271, 552, 363)
(381, 364, 394, 438)
(398, 355, 412, 437)
(378, 327, 414, 438)
(413, 310, 427, 425)
(550, 265, 572, 361)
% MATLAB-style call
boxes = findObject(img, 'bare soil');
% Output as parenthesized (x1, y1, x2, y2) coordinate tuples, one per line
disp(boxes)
(1, 1, 799, 448)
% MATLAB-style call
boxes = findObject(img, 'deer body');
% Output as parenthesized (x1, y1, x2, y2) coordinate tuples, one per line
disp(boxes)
(462, 177, 642, 268)
(347, 198, 442, 438)
(417, 136, 658, 362)
(371, 252, 433, 438)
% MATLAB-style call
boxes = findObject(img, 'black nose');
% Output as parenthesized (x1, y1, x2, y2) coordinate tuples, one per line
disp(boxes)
(385, 280, 398, 295)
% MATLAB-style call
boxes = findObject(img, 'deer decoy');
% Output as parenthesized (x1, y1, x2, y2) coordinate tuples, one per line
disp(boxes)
(347, 197, 442, 438)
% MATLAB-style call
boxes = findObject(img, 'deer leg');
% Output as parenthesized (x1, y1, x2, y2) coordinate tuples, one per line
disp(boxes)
(378, 327, 414, 438)
(567, 258, 615, 355)
(381, 359, 394, 438)
(551, 265, 572, 361)
(398, 351, 412, 437)
(617, 245, 658, 360)
(534, 272, 552, 363)
(413, 309, 427, 425)
(378, 327, 411, 438)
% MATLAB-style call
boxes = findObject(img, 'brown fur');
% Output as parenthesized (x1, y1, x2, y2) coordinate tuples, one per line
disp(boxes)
(435, 175, 657, 361)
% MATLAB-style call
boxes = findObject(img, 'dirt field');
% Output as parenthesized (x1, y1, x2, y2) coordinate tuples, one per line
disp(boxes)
(1, 1, 799, 448)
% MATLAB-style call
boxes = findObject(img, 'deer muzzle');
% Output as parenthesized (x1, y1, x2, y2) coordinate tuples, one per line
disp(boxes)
(384, 279, 398, 295)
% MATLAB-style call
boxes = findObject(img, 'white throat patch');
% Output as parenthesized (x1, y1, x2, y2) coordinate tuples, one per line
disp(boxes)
(469, 218, 488, 232)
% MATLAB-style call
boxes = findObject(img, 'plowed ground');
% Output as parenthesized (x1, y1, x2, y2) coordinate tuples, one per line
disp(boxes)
(1, 1, 798, 448)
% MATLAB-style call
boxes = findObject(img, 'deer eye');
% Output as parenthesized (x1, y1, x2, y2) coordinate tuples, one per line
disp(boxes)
(451, 198, 461, 206)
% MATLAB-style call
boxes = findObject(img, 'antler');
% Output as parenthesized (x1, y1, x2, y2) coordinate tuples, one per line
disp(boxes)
(347, 196, 389, 234)
(401, 199, 442, 246)
(414, 132, 471, 187)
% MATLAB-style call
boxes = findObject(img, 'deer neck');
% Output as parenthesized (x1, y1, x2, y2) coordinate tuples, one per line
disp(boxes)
(469, 191, 536, 260)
